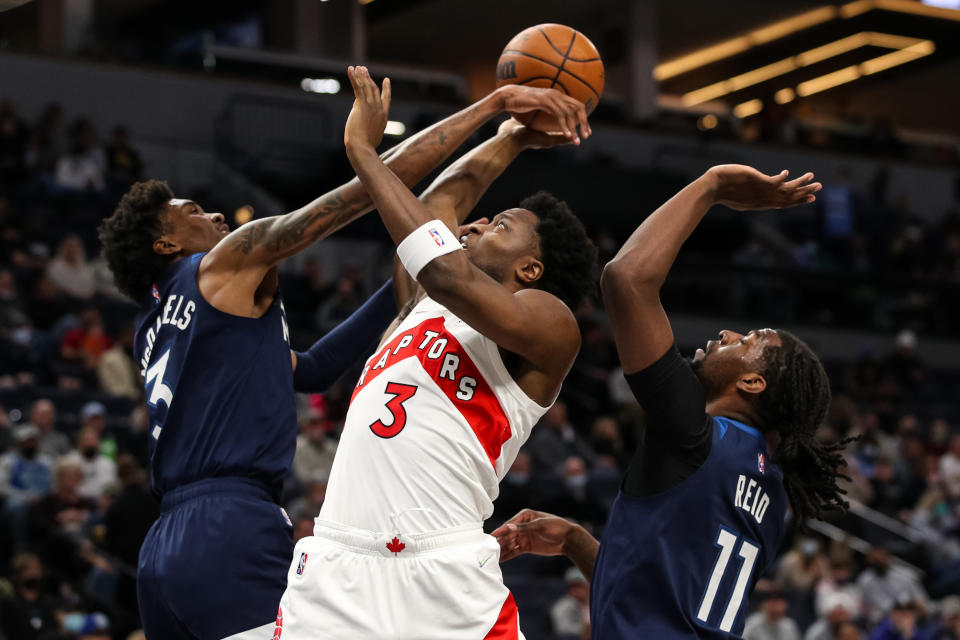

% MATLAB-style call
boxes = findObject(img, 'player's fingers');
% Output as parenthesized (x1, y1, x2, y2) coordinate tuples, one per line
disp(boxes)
(347, 66, 362, 97)
(357, 67, 372, 101)
(548, 97, 573, 141)
(784, 172, 815, 189)
(570, 97, 590, 138)
(770, 169, 789, 184)
(381, 77, 392, 115)
(490, 522, 511, 538)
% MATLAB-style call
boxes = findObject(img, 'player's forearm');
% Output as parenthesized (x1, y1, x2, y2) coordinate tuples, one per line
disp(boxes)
(226, 91, 507, 267)
(602, 172, 719, 293)
(346, 144, 448, 244)
(563, 524, 600, 582)
(420, 127, 527, 227)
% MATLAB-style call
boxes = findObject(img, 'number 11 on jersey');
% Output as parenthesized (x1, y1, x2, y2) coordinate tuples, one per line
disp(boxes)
(696, 527, 759, 632)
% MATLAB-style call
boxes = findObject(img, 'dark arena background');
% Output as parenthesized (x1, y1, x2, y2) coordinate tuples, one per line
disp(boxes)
(2, 1, 960, 639)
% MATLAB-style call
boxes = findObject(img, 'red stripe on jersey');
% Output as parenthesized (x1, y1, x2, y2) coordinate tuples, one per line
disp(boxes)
(484, 592, 519, 639)
(352, 316, 511, 469)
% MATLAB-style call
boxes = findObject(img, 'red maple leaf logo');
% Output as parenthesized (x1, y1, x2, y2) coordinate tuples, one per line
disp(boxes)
(386, 536, 406, 555)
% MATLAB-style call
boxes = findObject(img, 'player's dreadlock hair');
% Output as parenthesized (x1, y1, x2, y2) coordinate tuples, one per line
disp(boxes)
(519, 191, 598, 310)
(98, 179, 175, 302)
(752, 330, 854, 525)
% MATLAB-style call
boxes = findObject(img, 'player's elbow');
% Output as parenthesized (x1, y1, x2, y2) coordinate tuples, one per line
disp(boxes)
(601, 259, 660, 298)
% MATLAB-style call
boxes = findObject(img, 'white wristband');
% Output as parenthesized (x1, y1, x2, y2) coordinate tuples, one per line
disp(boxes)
(396, 220, 462, 281)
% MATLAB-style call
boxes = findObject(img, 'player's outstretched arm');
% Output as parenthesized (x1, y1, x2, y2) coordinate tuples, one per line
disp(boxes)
(200, 72, 588, 316)
(491, 509, 599, 581)
(601, 165, 821, 374)
(344, 66, 580, 375)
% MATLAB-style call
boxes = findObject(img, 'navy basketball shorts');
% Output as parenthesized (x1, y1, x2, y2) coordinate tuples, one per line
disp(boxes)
(137, 478, 293, 640)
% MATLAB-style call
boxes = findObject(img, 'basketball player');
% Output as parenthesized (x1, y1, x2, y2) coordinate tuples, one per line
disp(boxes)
(273, 66, 596, 639)
(97, 80, 588, 640)
(494, 165, 852, 639)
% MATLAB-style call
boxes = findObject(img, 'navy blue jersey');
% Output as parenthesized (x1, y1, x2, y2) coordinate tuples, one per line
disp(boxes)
(133, 253, 296, 500)
(591, 416, 788, 639)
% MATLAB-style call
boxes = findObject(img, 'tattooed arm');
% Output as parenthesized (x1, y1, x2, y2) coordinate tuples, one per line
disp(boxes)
(198, 84, 588, 318)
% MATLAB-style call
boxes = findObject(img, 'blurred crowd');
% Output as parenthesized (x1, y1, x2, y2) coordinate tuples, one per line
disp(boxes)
(1, 95, 959, 640)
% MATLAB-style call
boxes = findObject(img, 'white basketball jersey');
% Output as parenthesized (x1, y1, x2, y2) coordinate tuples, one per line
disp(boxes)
(319, 297, 551, 533)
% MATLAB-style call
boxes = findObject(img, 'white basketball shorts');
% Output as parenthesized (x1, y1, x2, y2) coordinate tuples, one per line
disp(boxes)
(273, 519, 524, 640)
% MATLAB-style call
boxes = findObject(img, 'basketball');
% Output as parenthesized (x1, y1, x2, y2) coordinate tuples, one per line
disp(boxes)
(496, 24, 604, 133)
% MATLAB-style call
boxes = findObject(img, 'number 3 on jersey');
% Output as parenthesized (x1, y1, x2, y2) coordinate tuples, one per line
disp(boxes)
(370, 382, 418, 439)
(145, 348, 174, 409)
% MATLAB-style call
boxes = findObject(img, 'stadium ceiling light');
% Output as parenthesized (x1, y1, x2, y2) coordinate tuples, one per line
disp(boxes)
(681, 32, 931, 106)
(733, 99, 764, 118)
(656, 0, 959, 81)
(774, 88, 796, 104)
(384, 121, 407, 136)
(795, 39, 935, 96)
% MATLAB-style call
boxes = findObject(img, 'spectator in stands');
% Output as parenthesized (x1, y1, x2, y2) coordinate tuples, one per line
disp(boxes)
(0, 552, 59, 640)
(25, 103, 63, 175)
(940, 434, 960, 501)
(104, 126, 143, 189)
(869, 597, 934, 640)
(0, 425, 53, 510)
(934, 596, 960, 640)
(287, 471, 327, 522)
(778, 537, 831, 595)
(743, 583, 802, 640)
(60, 307, 112, 380)
(805, 591, 859, 640)
(291, 402, 337, 489)
(77, 401, 118, 460)
(818, 167, 860, 267)
(46, 235, 96, 300)
(292, 513, 314, 542)
(816, 558, 865, 620)
(54, 118, 106, 193)
(0, 269, 25, 330)
(858, 547, 930, 624)
(63, 427, 116, 499)
(97, 322, 141, 400)
(588, 415, 626, 469)
(550, 566, 590, 640)
(27, 458, 96, 579)
(528, 401, 595, 474)
(29, 399, 70, 460)
(493, 451, 549, 527)
(548, 456, 606, 529)
(315, 274, 362, 334)
(104, 455, 158, 618)
(886, 331, 926, 394)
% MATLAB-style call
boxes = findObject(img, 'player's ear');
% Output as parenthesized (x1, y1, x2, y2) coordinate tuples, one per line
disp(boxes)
(736, 372, 767, 395)
(153, 235, 181, 256)
(515, 257, 543, 286)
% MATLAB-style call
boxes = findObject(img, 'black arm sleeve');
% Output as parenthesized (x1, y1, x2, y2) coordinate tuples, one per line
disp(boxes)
(621, 344, 713, 497)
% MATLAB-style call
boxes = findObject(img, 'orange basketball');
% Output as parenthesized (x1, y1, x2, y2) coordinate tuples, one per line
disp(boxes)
(496, 24, 604, 133)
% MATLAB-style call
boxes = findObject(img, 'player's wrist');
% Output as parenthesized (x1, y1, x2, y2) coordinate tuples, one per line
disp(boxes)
(560, 521, 587, 556)
(700, 168, 722, 204)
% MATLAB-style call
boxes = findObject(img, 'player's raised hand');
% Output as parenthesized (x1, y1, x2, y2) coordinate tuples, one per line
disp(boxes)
(345, 66, 392, 151)
(706, 164, 822, 211)
(491, 508, 573, 562)
(496, 85, 591, 144)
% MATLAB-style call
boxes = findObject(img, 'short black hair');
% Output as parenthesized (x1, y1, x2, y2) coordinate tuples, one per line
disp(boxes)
(519, 191, 598, 310)
(98, 179, 175, 302)
(754, 330, 853, 524)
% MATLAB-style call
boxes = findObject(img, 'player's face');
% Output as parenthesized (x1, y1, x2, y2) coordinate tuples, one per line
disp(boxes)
(691, 328, 781, 394)
(157, 199, 229, 255)
(459, 209, 542, 285)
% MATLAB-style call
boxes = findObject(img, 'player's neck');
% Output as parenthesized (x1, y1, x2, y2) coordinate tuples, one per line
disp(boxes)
(705, 397, 760, 429)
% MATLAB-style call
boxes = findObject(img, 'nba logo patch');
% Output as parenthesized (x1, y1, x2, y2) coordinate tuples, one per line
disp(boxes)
(758, 452, 766, 475)
(296, 552, 308, 576)
(152, 284, 161, 302)
(429, 228, 445, 247)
